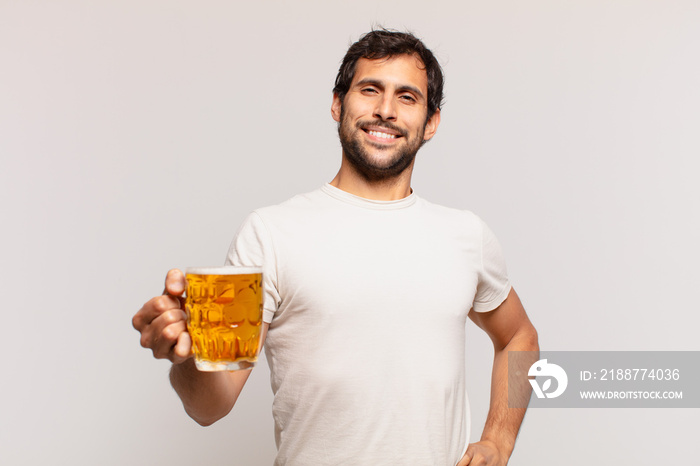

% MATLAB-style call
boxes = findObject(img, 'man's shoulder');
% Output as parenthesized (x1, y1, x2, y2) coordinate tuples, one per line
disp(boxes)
(415, 196, 482, 225)
(245, 186, 329, 223)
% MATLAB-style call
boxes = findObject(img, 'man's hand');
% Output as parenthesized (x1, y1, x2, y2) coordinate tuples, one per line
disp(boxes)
(132, 269, 192, 364)
(457, 440, 506, 466)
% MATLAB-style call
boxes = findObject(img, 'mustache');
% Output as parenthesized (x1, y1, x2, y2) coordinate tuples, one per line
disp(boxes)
(356, 119, 407, 138)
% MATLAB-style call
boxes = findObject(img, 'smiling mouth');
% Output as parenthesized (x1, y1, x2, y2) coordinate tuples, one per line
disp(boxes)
(365, 129, 400, 139)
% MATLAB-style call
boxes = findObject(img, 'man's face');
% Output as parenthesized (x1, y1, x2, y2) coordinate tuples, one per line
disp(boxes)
(331, 55, 440, 181)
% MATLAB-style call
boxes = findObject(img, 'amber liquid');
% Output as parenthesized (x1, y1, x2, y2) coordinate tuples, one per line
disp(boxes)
(185, 272, 263, 371)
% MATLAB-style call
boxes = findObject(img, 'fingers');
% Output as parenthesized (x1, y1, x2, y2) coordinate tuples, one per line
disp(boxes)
(153, 310, 188, 359)
(133, 293, 182, 331)
(456, 449, 472, 466)
(458, 442, 502, 466)
(172, 331, 193, 364)
(132, 268, 191, 363)
(140, 307, 189, 359)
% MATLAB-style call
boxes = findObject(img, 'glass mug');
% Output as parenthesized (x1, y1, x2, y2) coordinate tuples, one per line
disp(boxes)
(185, 266, 264, 371)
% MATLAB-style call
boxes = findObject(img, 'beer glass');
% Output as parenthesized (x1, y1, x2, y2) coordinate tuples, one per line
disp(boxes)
(185, 266, 264, 371)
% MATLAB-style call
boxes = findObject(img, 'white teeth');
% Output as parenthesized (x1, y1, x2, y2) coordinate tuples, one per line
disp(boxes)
(368, 130, 396, 139)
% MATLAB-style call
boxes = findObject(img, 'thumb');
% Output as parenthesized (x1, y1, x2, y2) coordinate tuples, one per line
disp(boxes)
(164, 268, 186, 297)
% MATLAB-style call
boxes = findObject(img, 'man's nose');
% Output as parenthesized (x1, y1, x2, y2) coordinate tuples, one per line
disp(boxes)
(373, 94, 397, 121)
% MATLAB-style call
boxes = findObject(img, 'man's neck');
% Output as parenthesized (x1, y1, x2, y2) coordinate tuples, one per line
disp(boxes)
(329, 160, 414, 201)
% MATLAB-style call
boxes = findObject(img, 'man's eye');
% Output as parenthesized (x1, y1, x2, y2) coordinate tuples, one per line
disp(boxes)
(362, 88, 378, 94)
(400, 95, 416, 103)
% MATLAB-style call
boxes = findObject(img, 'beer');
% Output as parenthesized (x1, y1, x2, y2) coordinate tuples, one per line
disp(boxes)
(185, 267, 263, 371)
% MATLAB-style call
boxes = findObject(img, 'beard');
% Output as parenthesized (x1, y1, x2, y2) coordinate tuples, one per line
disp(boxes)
(338, 105, 425, 182)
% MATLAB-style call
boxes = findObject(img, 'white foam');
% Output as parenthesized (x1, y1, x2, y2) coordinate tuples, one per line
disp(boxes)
(185, 266, 262, 276)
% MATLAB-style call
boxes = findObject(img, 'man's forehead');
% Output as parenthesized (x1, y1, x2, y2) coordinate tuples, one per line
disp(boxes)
(351, 55, 428, 92)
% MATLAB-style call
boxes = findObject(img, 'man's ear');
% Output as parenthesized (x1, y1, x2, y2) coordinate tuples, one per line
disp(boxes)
(423, 108, 441, 142)
(331, 93, 342, 122)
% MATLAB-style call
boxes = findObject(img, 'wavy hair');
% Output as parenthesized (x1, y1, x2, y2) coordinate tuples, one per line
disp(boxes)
(333, 28, 444, 119)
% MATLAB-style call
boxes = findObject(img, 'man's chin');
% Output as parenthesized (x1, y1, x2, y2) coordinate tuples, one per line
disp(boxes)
(339, 131, 419, 180)
(346, 152, 415, 181)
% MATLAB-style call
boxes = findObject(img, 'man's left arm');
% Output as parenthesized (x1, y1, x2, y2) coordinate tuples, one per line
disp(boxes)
(458, 287, 539, 466)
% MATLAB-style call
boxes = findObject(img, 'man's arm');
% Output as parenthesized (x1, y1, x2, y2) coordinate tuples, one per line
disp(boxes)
(132, 269, 267, 426)
(168, 326, 267, 426)
(458, 287, 539, 466)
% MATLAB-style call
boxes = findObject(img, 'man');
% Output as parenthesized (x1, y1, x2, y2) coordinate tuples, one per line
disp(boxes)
(133, 29, 538, 465)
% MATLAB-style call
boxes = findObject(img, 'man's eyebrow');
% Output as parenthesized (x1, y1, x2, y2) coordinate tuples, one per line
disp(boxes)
(354, 78, 425, 101)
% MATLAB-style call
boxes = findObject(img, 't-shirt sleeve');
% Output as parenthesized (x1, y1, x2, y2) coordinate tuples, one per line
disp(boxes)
(472, 218, 511, 312)
(225, 211, 280, 323)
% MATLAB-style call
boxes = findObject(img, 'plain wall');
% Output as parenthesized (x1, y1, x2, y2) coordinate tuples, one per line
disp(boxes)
(2, 1, 699, 464)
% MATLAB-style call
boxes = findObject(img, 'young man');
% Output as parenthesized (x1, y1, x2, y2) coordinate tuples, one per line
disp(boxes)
(133, 30, 538, 465)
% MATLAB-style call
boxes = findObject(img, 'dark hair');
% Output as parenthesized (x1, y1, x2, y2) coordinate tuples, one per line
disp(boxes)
(333, 28, 445, 119)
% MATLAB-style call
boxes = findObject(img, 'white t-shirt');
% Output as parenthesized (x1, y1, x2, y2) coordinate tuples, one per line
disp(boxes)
(226, 184, 511, 465)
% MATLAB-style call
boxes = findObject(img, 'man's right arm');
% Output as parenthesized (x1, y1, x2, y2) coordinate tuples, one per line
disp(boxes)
(168, 337, 264, 426)
(132, 269, 268, 426)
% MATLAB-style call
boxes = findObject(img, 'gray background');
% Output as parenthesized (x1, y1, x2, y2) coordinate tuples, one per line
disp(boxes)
(2, 1, 699, 465)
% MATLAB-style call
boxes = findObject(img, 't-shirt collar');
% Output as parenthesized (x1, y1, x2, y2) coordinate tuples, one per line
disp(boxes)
(321, 183, 417, 210)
